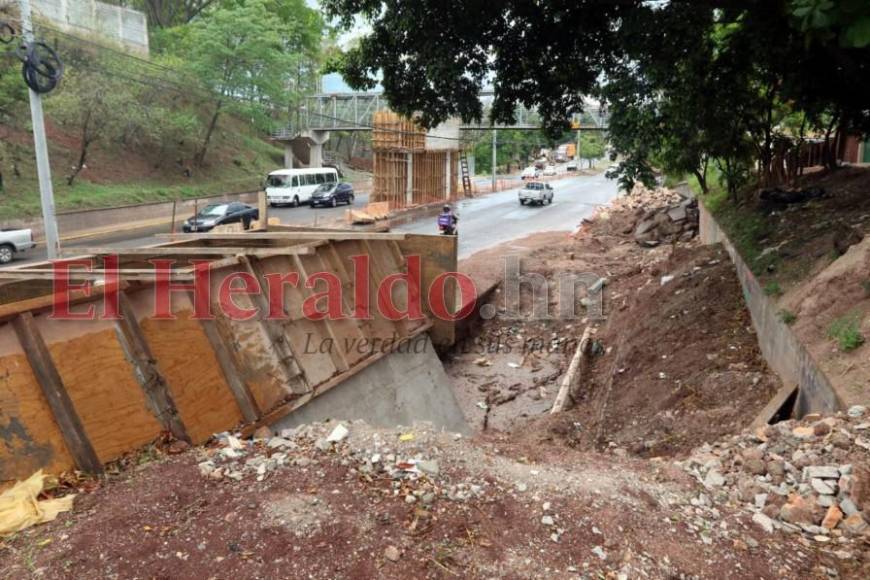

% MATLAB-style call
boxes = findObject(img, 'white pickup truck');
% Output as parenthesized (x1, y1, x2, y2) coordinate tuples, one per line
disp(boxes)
(518, 181, 554, 206)
(0, 228, 36, 264)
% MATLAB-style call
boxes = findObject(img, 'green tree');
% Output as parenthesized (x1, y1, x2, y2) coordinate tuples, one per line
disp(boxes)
(324, 1, 870, 199)
(177, 0, 295, 167)
(48, 69, 137, 185)
(578, 133, 605, 168)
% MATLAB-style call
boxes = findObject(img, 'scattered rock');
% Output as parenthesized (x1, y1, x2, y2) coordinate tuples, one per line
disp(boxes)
(384, 546, 401, 562)
(752, 512, 775, 533)
(326, 424, 350, 443)
(847, 405, 866, 418)
(253, 426, 273, 440)
(842, 513, 868, 535)
(821, 505, 843, 530)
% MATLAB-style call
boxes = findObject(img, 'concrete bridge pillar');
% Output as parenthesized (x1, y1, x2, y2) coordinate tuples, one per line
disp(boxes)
(307, 130, 330, 168)
(283, 146, 294, 169)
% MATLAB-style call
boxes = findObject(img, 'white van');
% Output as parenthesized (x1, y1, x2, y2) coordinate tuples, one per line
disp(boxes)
(265, 168, 339, 207)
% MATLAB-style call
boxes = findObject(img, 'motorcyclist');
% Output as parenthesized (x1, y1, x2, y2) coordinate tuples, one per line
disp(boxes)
(437, 204, 458, 235)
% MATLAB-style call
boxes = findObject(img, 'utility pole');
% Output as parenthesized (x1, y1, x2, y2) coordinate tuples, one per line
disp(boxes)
(577, 126, 582, 167)
(19, 0, 60, 259)
(491, 128, 497, 193)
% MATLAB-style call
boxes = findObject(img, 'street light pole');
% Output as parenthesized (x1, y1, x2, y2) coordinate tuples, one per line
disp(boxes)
(18, 0, 60, 259)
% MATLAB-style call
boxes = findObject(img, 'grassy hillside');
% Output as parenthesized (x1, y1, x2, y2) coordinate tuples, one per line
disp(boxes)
(0, 105, 285, 220)
(0, 2, 323, 222)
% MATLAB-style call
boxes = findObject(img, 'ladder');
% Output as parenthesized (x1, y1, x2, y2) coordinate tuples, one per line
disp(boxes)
(459, 151, 472, 196)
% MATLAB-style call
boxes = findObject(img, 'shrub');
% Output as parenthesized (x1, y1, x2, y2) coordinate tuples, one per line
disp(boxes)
(778, 309, 797, 325)
(828, 314, 865, 352)
(763, 281, 783, 296)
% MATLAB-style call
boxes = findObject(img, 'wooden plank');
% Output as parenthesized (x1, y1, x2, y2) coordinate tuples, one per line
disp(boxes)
(115, 293, 190, 443)
(751, 383, 799, 428)
(241, 321, 433, 436)
(0, 281, 128, 322)
(195, 313, 261, 424)
(363, 239, 410, 336)
(11, 312, 103, 474)
(0, 269, 195, 281)
(238, 256, 309, 390)
(59, 246, 318, 257)
(155, 232, 408, 241)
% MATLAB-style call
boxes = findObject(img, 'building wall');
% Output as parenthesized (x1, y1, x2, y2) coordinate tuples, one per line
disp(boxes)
(30, 0, 149, 54)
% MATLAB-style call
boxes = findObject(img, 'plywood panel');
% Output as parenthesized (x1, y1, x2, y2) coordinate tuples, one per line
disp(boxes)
(254, 255, 338, 388)
(398, 234, 459, 348)
(209, 263, 304, 411)
(39, 316, 163, 463)
(135, 292, 243, 444)
(329, 239, 408, 344)
(0, 324, 74, 482)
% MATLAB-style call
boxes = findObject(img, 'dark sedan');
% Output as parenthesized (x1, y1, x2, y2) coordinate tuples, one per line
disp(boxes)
(183, 202, 259, 233)
(310, 183, 355, 208)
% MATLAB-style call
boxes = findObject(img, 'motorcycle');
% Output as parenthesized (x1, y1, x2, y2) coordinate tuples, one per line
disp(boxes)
(437, 212, 458, 236)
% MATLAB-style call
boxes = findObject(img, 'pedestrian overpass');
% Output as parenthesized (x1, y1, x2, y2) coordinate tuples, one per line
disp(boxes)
(273, 90, 609, 169)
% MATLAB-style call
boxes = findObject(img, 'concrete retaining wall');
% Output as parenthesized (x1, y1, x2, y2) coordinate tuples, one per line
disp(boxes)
(2, 191, 259, 242)
(30, 0, 149, 54)
(272, 334, 469, 434)
(699, 205, 841, 416)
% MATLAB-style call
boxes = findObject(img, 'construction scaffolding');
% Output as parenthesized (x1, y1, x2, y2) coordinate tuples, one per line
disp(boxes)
(371, 111, 461, 209)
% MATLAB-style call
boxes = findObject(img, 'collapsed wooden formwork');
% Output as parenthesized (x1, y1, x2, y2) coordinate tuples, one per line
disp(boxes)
(370, 111, 461, 209)
(0, 230, 457, 483)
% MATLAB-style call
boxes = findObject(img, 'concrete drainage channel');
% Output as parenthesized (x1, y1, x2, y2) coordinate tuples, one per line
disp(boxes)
(699, 204, 841, 422)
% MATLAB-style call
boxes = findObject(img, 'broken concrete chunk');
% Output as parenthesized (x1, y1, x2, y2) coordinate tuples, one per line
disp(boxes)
(417, 460, 440, 477)
(326, 424, 349, 443)
(803, 466, 840, 480)
(752, 512, 775, 533)
(810, 478, 835, 495)
(704, 470, 726, 488)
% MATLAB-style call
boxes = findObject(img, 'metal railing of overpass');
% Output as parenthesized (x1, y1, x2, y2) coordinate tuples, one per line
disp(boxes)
(272, 91, 609, 140)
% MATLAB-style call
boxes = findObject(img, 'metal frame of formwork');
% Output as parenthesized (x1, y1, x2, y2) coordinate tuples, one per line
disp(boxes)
(0, 230, 458, 483)
(370, 111, 462, 210)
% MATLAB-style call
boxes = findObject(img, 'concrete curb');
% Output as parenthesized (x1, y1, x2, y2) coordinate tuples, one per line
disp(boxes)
(698, 204, 841, 417)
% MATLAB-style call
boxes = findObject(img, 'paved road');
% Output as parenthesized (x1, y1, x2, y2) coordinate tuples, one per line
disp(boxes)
(12, 171, 617, 265)
(15, 194, 369, 264)
(397, 173, 618, 259)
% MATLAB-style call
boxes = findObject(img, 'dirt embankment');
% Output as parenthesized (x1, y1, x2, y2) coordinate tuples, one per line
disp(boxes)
(721, 167, 869, 408)
(450, 192, 780, 459)
(0, 421, 841, 579)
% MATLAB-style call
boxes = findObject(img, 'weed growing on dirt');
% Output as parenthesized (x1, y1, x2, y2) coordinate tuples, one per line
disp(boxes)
(764, 281, 783, 296)
(828, 314, 865, 352)
(778, 309, 797, 325)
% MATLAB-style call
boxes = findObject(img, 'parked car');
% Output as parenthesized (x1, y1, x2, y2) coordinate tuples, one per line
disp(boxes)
(521, 166, 541, 180)
(310, 182, 355, 208)
(543, 164, 558, 176)
(182, 202, 259, 233)
(0, 228, 36, 264)
(566, 161, 578, 172)
(518, 181, 554, 206)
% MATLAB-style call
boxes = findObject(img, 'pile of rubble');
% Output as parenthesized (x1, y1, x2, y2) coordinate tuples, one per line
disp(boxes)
(677, 405, 870, 554)
(611, 183, 685, 212)
(196, 421, 486, 506)
(609, 184, 700, 246)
